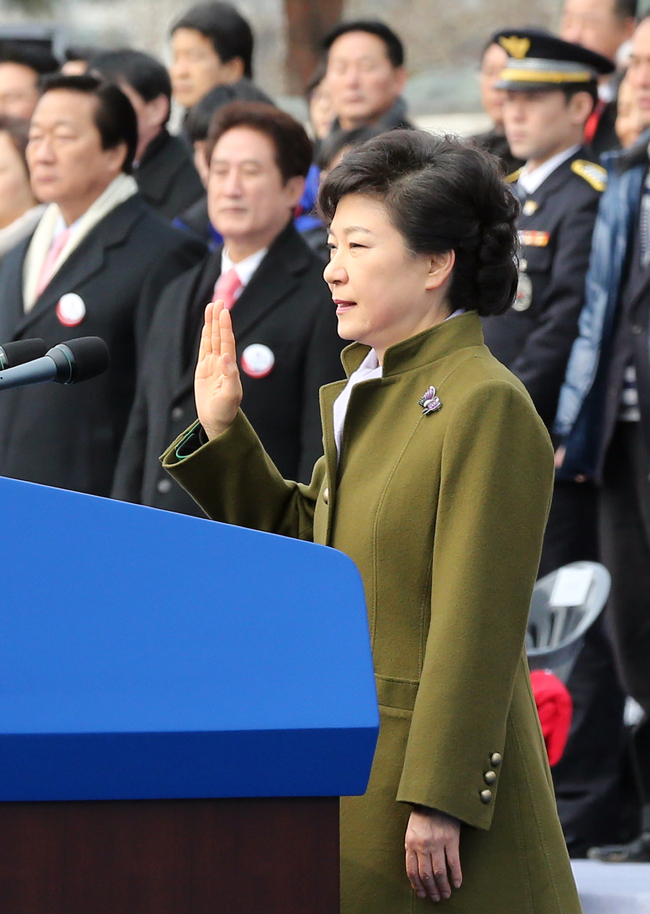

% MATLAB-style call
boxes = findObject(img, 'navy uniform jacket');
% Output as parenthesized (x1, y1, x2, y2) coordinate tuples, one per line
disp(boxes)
(111, 221, 345, 516)
(482, 147, 605, 428)
(0, 195, 206, 497)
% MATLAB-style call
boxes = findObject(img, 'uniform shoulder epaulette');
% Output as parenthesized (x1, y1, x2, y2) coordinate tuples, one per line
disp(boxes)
(505, 168, 522, 184)
(571, 159, 607, 192)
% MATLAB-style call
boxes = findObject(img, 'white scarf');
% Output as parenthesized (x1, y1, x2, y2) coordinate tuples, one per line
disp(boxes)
(23, 173, 138, 313)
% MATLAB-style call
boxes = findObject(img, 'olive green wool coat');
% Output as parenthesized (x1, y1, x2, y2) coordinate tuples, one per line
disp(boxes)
(162, 312, 582, 914)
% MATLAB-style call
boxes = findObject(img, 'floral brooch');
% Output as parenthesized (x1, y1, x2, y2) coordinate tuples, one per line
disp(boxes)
(418, 386, 442, 415)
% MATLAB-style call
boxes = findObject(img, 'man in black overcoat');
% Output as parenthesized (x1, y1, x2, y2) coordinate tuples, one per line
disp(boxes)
(112, 102, 344, 516)
(0, 74, 205, 498)
(89, 49, 205, 221)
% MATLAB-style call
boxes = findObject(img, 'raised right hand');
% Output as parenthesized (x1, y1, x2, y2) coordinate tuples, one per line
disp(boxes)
(195, 300, 243, 440)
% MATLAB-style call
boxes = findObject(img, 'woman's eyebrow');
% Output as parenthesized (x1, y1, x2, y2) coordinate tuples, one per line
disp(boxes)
(343, 225, 375, 236)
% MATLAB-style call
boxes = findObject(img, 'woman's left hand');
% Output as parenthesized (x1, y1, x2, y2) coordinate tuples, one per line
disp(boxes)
(405, 806, 462, 902)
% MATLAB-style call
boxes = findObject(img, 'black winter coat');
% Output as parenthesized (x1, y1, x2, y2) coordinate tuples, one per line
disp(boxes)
(0, 194, 205, 497)
(112, 221, 345, 515)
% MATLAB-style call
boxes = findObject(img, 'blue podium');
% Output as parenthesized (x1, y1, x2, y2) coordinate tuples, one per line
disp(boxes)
(0, 477, 379, 913)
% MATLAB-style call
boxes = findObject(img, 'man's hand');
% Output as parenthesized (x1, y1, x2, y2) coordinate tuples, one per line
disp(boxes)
(405, 806, 462, 902)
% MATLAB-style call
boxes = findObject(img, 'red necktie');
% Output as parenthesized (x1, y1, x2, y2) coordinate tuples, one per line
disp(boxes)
(213, 267, 243, 310)
(36, 228, 72, 297)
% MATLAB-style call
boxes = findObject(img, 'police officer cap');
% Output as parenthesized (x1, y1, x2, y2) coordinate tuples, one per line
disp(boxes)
(493, 28, 614, 91)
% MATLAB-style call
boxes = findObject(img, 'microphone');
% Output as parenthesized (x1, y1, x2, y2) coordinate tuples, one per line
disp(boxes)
(0, 337, 110, 392)
(0, 339, 47, 370)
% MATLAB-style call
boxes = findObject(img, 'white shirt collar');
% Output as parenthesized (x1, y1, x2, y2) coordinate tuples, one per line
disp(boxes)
(221, 246, 267, 288)
(518, 144, 581, 196)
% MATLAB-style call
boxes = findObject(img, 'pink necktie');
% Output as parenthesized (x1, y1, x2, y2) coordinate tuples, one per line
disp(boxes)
(213, 267, 243, 310)
(36, 228, 72, 297)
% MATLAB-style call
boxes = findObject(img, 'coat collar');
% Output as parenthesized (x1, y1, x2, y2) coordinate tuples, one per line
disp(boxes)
(9, 195, 147, 340)
(170, 221, 315, 401)
(339, 310, 484, 379)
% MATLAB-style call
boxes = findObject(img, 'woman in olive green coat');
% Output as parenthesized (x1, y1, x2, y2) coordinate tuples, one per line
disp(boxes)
(162, 132, 582, 914)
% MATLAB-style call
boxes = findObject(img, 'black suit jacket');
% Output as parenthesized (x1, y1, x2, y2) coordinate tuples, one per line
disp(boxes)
(112, 222, 345, 516)
(0, 194, 205, 496)
(482, 148, 603, 428)
(135, 130, 205, 221)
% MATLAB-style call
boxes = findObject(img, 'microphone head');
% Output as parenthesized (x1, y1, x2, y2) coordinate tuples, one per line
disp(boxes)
(48, 337, 110, 384)
(0, 338, 47, 369)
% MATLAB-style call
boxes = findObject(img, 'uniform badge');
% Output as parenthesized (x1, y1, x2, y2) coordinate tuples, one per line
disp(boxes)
(522, 200, 538, 216)
(56, 293, 86, 327)
(518, 230, 549, 247)
(498, 36, 531, 59)
(513, 272, 533, 311)
(240, 343, 275, 378)
(418, 386, 442, 415)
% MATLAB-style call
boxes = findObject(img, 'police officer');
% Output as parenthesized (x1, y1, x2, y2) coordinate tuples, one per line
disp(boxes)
(482, 29, 613, 429)
(483, 29, 628, 859)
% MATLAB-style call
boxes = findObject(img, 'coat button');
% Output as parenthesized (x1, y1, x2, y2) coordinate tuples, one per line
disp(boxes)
(171, 406, 184, 421)
(484, 770, 497, 785)
(157, 478, 172, 494)
(480, 789, 493, 804)
(323, 487, 329, 505)
(632, 324, 642, 335)
(490, 752, 502, 767)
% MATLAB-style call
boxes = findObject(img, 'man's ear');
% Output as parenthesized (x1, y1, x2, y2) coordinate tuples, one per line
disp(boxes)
(144, 94, 170, 131)
(285, 174, 306, 208)
(425, 250, 455, 291)
(221, 56, 245, 83)
(393, 65, 407, 96)
(106, 141, 129, 175)
(569, 90, 596, 126)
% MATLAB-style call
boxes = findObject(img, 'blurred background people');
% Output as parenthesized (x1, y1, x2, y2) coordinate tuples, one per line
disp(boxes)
(556, 14, 650, 862)
(89, 49, 204, 220)
(175, 78, 274, 246)
(471, 32, 524, 175)
(0, 74, 204, 498)
(322, 19, 412, 134)
(305, 60, 335, 156)
(615, 72, 644, 146)
(0, 41, 58, 119)
(169, 1, 255, 112)
(0, 115, 44, 271)
(560, 0, 638, 156)
(61, 46, 100, 77)
(113, 101, 344, 514)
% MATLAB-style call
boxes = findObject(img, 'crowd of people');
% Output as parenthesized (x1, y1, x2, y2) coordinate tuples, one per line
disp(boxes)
(1, 0, 650, 891)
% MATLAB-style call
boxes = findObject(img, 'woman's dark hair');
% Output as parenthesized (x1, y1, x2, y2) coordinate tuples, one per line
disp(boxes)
(185, 78, 274, 144)
(171, 2, 254, 79)
(319, 130, 519, 317)
(205, 101, 313, 183)
(0, 115, 30, 174)
(39, 73, 138, 175)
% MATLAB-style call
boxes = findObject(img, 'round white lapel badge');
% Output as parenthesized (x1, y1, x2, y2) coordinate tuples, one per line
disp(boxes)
(56, 293, 86, 327)
(240, 343, 275, 379)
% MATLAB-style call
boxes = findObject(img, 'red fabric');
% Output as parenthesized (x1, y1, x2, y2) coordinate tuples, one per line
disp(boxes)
(530, 669, 573, 767)
(213, 267, 243, 310)
(584, 99, 606, 146)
